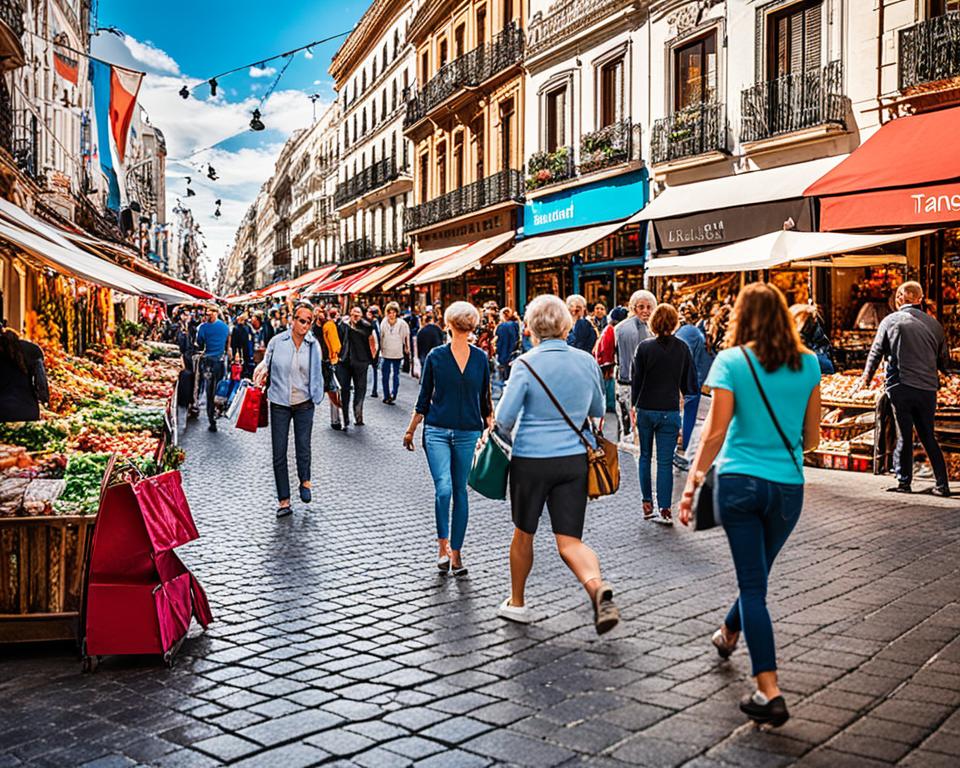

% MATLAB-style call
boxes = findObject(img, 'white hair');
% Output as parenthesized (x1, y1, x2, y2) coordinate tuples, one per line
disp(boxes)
(629, 290, 657, 313)
(565, 294, 587, 311)
(526, 295, 573, 341)
(444, 301, 480, 332)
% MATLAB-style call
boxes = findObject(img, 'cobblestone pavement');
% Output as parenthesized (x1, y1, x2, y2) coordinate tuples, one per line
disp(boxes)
(3, 373, 960, 768)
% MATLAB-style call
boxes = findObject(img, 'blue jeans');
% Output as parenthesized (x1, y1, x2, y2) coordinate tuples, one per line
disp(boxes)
(270, 402, 315, 502)
(681, 393, 700, 450)
(717, 473, 803, 676)
(381, 358, 401, 399)
(423, 426, 481, 551)
(637, 408, 681, 510)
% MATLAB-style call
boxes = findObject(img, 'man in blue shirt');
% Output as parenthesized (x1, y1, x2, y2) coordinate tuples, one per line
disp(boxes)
(565, 294, 598, 353)
(494, 308, 520, 382)
(196, 305, 230, 431)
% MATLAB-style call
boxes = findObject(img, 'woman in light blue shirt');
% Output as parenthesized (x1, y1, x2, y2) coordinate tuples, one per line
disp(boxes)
(679, 283, 821, 728)
(494, 295, 619, 635)
(255, 301, 325, 519)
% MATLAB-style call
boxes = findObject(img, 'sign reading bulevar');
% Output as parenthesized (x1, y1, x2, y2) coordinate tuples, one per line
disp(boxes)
(523, 169, 648, 237)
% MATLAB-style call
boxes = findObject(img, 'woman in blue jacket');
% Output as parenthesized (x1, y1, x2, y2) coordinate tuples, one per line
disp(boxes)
(254, 301, 325, 519)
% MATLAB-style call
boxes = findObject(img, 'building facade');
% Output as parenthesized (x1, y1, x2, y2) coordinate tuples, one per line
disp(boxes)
(330, 0, 415, 269)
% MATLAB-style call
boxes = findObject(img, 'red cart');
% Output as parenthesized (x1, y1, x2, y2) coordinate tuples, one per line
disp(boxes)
(81, 461, 213, 670)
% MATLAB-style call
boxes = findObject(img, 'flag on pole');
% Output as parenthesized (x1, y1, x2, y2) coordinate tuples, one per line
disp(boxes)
(109, 67, 143, 165)
(54, 52, 79, 85)
(89, 60, 144, 210)
(90, 60, 120, 210)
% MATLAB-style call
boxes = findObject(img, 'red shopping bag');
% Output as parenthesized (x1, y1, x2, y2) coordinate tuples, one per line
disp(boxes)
(258, 388, 269, 428)
(236, 386, 264, 432)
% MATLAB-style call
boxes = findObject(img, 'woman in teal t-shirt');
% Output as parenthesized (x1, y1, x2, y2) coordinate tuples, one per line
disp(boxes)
(679, 283, 821, 728)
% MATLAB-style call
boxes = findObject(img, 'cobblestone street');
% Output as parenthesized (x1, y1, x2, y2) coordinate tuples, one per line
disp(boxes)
(3, 378, 960, 767)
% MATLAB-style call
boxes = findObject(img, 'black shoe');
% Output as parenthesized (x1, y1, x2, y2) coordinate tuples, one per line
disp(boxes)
(276, 505, 292, 518)
(208, 422, 217, 432)
(299, 485, 311, 503)
(331, 422, 342, 431)
(930, 486, 952, 497)
(383, 396, 391, 403)
(886, 483, 911, 493)
(739, 693, 789, 727)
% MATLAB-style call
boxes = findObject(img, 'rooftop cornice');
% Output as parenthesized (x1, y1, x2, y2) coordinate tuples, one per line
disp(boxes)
(330, 0, 412, 86)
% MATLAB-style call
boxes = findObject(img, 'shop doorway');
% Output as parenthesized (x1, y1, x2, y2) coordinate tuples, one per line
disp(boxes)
(581, 270, 614, 310)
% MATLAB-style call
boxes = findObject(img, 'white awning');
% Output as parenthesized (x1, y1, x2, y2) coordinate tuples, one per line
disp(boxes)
(644, 230, 933, 277)
(629, 156, 848, 224)
(494, 219, 625, 265)
(0, 199, 191, 302)
(411, 232, 515, 284)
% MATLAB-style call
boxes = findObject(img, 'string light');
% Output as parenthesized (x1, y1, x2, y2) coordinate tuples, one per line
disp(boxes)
(249, 109, 265, 132)
(208, 78, 218, 97)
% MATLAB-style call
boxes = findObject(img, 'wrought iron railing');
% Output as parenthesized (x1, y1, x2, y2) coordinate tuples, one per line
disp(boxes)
(741, 61, 845, 142)
(333, 157, 406, 208)
(527, 0, 631, 56)
(12, 109, 39, 181)
(341, 237, 409, 263)
(404, 22, 523, 128)
(899, 11, 960, 91)
(526, 146, 575, 190)
(404, 169, 524, 231)
(579, 118, 640, 174)
(650, 102, 727, 165)
(0, 78, 12, 156)
(0, 0, 25, 42)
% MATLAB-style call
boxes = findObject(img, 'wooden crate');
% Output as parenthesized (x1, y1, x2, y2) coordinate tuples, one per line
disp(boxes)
(0, 515, 95, 643)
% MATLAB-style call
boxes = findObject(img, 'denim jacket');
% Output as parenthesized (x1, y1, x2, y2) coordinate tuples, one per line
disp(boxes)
(263, 330, 325, 406)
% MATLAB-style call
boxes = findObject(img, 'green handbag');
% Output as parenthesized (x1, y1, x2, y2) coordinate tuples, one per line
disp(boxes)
(467, 427, 512, 500)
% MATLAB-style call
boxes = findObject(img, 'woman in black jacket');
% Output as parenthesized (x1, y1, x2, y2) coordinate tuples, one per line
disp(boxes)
(0, 329, 49, 422)
(631, 304, 698, 525)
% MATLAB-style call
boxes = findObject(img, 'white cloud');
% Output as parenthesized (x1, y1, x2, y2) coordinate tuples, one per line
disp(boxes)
(249, 65, 277, 78)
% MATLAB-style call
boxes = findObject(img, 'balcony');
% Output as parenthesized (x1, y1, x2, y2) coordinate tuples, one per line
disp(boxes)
(0, 0, 25, 72)
(650, 102, 728, 167)
(741, 61, 846, 145)
(899, 12, 960, 95)
(527, 0, 633, 58)
(525, 147, 575, 191)
(273, 246, 291, 267)
(404, 169, 523, 232)
(404, 23, 523, 129)
(579, 119, 639, 174)
(333, 157, 407, 209)
(341, 237, 409, 264)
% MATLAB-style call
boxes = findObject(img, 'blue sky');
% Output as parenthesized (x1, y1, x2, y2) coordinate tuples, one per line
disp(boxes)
(91, 0, 369, 278)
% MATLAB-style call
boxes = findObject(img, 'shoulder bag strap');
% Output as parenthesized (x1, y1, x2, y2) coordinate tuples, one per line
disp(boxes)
(740, 347, 803, 476)
(517, 358, 594, 453)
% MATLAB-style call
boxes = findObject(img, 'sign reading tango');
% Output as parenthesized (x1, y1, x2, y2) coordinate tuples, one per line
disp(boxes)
(523, 169, 648, 237)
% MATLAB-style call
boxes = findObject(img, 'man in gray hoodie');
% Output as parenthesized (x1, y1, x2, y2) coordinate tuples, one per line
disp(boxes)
(614, 290, 656, 443)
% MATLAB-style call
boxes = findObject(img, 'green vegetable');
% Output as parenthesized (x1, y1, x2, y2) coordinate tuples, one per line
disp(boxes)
(0, 421, 69, 452)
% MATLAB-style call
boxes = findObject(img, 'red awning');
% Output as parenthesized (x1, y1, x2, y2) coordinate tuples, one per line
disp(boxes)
(805, 107, 960, 231)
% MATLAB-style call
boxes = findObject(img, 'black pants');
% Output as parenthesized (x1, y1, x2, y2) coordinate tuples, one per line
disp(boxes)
(200, 357, 224, 426)
(889, 384, 948, 488)
(336, 360, 369, 424)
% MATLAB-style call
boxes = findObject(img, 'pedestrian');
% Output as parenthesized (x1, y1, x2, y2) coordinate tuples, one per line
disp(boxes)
(595, 306, 627, 413)
(679, 282, 822, 728)
(675, 302, 714, 451)
(790, 304, 835, 375)
(231, 312, 254, 378)
(614, 290, 656, 442)
(0, 328, 48, 422)
(195, 305, 230, 432)
(416, 312, 445, 371)
(379, 301, 410, 404)
(591, 302, 607, 336)
(565, 294, 598, 352)
(336, 306, 375, 429)
(494, 307, 520, 382)
(494, 295, 619, 634)
(367, 305, 382, 399)
(311, 305, 344, 429)
(253, 301, 325, 519)
(631, 303, 698, 525)
(403, 302, 492, 576)
(858, 281, 951, 496)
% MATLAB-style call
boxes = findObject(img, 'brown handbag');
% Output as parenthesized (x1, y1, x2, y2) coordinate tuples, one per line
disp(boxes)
(517, 359, 620, 499)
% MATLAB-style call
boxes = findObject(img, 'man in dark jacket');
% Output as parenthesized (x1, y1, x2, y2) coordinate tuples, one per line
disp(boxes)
(336, 306, 374, 429)
(859, 281, 950, 496)
(416, 312, 445, 368)
(565, 294, 598, 352)
(494, 308, 520, 381)
(230, 313, 254, 377)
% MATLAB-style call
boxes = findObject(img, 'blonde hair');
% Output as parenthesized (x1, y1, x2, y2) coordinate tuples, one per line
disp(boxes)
(444, 301, 480, 333)
(525, 295, 573, 341)
(385, 301, 400, 314)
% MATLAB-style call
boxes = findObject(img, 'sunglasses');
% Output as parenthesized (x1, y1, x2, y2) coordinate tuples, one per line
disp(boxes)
(294, 317, 311, 325)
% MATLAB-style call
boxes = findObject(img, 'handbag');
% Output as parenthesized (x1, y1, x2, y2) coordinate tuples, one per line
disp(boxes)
(690, 466, 717, 531)
(467, 427, 512, 500)
(517, 359, 619, 499)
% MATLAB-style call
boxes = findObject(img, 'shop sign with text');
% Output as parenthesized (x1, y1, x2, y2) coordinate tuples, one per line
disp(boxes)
(523, 170, 648, 237)
(819, 181, 960, 231)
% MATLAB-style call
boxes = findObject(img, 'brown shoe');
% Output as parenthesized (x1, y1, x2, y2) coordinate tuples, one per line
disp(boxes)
(593, 581, 620, 635)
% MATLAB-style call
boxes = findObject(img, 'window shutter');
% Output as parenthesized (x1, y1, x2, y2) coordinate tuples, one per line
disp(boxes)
(804, 3, 822, 71)
(789, 12, 803, 74)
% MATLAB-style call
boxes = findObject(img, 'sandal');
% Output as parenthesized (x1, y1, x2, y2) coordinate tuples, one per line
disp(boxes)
(592, 581, 620, 635)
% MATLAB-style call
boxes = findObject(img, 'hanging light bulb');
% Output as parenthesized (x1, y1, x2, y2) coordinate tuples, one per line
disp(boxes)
(179, 85, 189, 99)
(208, 78, 218, 97)
(249, 108, 265, 131)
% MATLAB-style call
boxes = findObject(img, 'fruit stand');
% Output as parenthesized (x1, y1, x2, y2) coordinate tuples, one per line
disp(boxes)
(0, 339, 185, 644)
(810, 370, 960, 477)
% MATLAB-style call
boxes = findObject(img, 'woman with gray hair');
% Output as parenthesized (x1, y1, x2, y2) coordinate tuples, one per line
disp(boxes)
(495, 294, 619, 634)
(403, 301, 493, 575)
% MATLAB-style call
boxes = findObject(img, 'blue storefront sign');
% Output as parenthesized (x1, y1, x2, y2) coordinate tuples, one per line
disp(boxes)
(522, 168, 649, 237)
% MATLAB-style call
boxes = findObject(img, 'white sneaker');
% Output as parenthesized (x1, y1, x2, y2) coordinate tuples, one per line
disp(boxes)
(655, 510, 674, 526)
(497, 597, 533, 624)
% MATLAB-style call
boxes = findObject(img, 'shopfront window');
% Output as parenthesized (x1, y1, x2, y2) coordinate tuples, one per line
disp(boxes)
(527, 258, 571, 301)
(674, 33, 717, 109)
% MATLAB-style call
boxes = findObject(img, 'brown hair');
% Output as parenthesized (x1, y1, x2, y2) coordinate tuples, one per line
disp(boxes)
(2, 329, 27, 374)
(725, 283, 806, 372)
(649, 303, 679, 337)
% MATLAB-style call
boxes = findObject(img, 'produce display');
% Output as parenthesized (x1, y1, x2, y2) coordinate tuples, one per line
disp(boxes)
(821, 371, 960, 410)
(0, 337, 184, 517)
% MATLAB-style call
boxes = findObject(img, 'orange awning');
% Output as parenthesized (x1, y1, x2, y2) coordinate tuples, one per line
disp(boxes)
(353, 263, 406, 294)
(381, 262, 425, 291)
